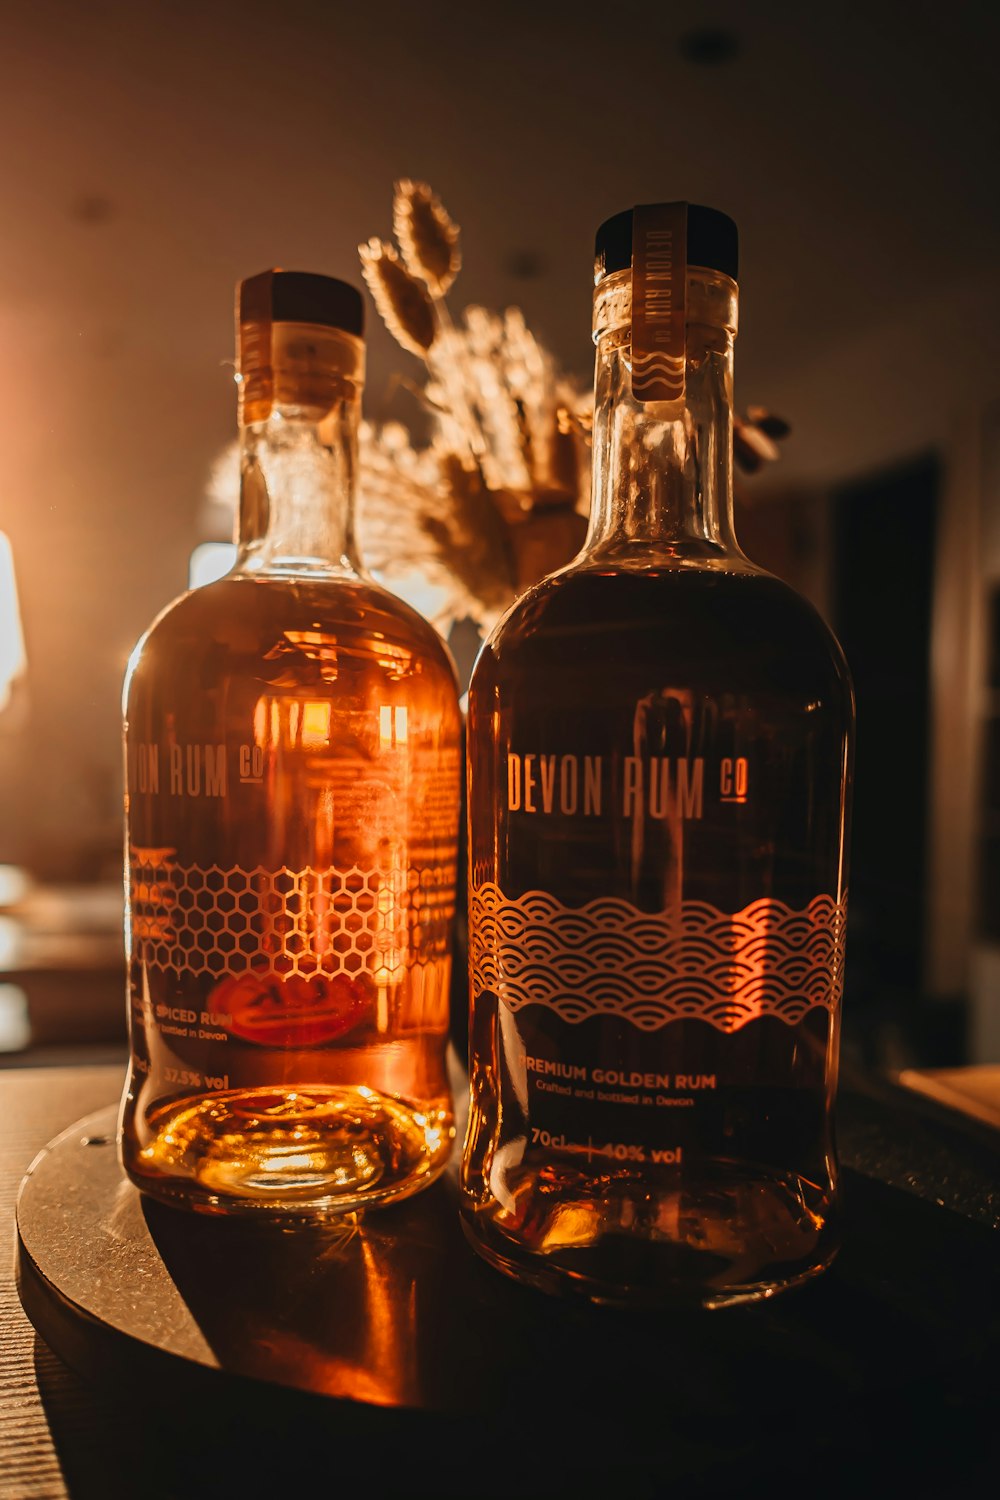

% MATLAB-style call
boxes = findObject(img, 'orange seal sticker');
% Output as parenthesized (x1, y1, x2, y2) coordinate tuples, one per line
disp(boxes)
(212, 969, 374, 1049)
(631, 202, 687, 403)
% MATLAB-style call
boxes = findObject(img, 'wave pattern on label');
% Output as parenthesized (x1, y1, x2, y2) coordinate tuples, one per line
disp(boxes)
(130, 849, 455, 980)
(630, 349, 685, 397)
(470, 883, 847, 1033)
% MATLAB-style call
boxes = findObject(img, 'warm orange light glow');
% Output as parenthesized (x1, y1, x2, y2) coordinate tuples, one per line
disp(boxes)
(0, 533, 26, 714)
(378, 704, 407, 748)
(300, 700, 331, 748)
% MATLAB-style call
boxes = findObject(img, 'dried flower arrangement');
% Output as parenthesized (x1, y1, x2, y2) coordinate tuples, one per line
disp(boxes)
(357, 180, 591, 632)
(203, 183, 789, 634)
(357, 181, 790, 632)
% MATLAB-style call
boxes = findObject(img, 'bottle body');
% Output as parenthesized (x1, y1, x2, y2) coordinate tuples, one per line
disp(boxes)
(463, 564, 851, 1303)
(120, 270, 462, 1217)
(122, 573, 461, 1215)
(461, 209, 854, 1304)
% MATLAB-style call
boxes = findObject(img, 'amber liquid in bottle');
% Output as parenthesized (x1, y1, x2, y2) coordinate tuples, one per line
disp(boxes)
(462, 213, 854, 1304)
(120, 274, 461, 1217)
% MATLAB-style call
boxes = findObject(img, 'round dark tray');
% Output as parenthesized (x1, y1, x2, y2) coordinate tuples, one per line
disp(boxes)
(15, 1093, 1000, 1497)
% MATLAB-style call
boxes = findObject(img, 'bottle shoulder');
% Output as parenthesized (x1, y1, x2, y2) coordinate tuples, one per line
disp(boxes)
(473, 563, 853, 702)
(126, 574, 459, 700)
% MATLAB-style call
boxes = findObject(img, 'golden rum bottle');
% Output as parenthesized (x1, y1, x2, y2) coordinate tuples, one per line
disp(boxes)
(462, 205, 854, 1304)
(121, 271, 462, 1217)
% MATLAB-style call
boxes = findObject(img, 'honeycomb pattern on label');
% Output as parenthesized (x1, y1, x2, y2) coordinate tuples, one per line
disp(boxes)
(470, 882, 848, 1034)
(129, 849, 455, 980)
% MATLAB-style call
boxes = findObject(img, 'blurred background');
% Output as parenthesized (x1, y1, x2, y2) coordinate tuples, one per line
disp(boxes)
(0, 0, 997, 1074)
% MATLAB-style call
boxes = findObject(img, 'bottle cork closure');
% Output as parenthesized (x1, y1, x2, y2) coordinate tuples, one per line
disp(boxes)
(236, 270, 366, 426)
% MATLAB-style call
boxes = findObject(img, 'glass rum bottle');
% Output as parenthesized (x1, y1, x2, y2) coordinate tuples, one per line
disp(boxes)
(462, 205, 854, 1304)
(121, 271, 462, 1217)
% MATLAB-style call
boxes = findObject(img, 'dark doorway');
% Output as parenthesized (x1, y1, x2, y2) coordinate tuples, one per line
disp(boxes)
(832, 454, 939, 1055)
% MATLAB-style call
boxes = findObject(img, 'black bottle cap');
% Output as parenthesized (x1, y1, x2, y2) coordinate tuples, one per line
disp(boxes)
(238, 270, 365, 337)
(595, 204, 738, 282)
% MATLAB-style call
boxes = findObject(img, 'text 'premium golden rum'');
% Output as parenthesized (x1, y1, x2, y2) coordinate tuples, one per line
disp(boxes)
(462, 205, 855, 1305)
(121, 271, 462, 1217)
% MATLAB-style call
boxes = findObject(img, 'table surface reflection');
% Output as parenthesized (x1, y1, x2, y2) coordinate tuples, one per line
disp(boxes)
(3, 1064, 999, 1498)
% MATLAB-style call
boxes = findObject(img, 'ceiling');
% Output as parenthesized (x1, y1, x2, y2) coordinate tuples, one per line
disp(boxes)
(1, 0, 998, 867)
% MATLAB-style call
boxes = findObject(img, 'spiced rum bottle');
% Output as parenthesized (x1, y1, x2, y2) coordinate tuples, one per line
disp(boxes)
(462, 205, 854, 1304)
(121, 271, 462, 1217)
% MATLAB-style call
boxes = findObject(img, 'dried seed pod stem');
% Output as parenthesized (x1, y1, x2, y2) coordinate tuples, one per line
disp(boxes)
(393, 179, 462, 296)
(358, 238, 437, 359)
(426, 302, 490, 468)
(733, 413, 783, 474)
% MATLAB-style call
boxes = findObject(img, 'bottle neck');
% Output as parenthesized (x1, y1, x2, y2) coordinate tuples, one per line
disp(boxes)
(585, 267, 742, 566)
(233, 320, 364, 578)
(235, 402, 361, 577)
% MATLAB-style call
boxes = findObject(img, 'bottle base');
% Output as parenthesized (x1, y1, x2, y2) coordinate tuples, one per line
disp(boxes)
(124, 1085, 453, 1219)
(460, 1163, 837, 1308)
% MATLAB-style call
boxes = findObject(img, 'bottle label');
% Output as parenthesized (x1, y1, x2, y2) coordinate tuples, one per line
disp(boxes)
(470, 881, 847, 1033)
(130, 849, 455, 1047)
(131, 849, 453, 979)
(126, 703, 461, 1058)
(504, 750, 752, 818)
(631, 202, 687, 403)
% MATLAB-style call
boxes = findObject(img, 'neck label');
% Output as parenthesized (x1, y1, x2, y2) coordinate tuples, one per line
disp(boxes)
(631, 203, 687, 403)
(238, 270, 275, 425)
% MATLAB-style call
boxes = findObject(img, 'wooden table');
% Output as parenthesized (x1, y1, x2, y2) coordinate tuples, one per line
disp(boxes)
(2, 1064, 999, 1499)
(1, 1068, 133, 1498)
